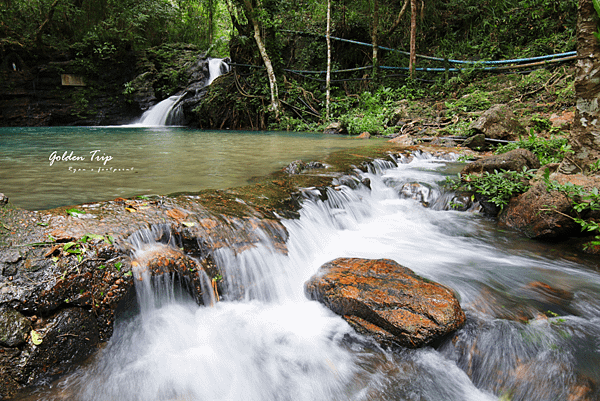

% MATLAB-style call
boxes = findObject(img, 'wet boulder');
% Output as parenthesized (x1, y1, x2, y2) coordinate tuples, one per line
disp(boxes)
(304, 258, 466, 348)
(282, 160, 327, 175)
(130, 243, 217, 305)
(469, 104, 526, 141)
(323, 121, 347, 135)
(20, 307, 100, 386)
(461, 133, 487, 150)
(387, 133, 414, 146)
(0, 307, 31, 347)
(461, 148, 540, 176)
(500, 172, 600, 239)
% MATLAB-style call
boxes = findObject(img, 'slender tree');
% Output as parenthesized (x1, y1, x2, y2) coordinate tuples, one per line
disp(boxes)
(384, 0, 409, 39)
(409, 0, 417, 77)
(240, 0, 280, 116)
(560, 0, 600, 174)
(326, 0, 332, 120)
(371, 0, 379, 79)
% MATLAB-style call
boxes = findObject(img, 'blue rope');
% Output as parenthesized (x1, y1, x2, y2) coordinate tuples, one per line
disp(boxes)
(281, 29, 576, 66)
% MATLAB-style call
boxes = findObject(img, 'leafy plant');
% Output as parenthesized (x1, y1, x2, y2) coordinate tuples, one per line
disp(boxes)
(530, 115, 552, 133)
(494, 130, 572, 165)
(445, 90, 492, 113)
(593, 0, 600, 42)
(544, 177, 600, 249)
(66, 208, 86, 217)
(453, 167, 535, 210)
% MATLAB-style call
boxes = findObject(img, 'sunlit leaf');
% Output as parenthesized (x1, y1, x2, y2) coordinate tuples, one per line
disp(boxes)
(31, 330, 43, 345)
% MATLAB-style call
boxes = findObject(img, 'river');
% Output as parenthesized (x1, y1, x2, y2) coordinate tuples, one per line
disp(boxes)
(8, 145, 599, 400)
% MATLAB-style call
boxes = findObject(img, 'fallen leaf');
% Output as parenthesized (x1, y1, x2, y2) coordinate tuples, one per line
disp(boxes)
(31, 330, 43, 345)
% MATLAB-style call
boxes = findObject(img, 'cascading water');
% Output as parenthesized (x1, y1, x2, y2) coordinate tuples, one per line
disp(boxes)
(132, 58, 229, 127)
(26, 153, 600, 401)
(207, 57, 230, 86)
(134, 94, 185, 127)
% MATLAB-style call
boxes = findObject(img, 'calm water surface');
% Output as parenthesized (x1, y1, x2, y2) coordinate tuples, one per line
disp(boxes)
(0, 127, 375, 210)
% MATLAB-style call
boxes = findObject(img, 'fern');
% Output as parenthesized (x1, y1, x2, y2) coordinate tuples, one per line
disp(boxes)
(594, 0, 600, 42)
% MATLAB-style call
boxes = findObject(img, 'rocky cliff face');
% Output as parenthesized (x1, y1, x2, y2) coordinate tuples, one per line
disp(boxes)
(0, 50, 141, 126)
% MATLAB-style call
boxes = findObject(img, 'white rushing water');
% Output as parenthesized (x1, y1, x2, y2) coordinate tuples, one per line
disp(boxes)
(134, 94, 185, 127)
(206, 57, 230, 86)
(31, 153, 600, 401)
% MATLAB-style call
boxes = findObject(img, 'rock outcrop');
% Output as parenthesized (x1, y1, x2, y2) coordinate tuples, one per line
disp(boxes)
(500, 171, 600, 239)
(304, 258, 466, 348)
(461, 148, 541, 176)
(469, 104, 526, 141)
(0, 51, 140, 126)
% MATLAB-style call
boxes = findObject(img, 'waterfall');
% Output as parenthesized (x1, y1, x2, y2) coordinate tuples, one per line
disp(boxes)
(27, 154, 600, 401)
(131, 58, 229, 127)
(134, 94, 185, 127)
(207, 57, 230, 86)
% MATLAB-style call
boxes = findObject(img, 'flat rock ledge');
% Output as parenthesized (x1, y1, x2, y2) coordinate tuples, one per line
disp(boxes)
(304, 258, 466, 348)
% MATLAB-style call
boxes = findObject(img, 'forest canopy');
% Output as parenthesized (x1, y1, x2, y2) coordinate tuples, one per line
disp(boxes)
(0, 0, 578, 65)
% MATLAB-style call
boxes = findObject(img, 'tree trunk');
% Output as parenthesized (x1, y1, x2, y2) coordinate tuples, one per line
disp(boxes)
(208, 0, 214, 44)
(409, 0, 417, 77)
(242, 0, 280, 116)
(35, 0, 61, 46)
(326, 0, 332, 121)
(560, 0, 600, 174)
(372, 0, 379, 80)
(385, 0, 409, 39)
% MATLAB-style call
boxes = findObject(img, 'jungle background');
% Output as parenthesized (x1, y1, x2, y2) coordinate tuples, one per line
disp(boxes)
(0, 0, 579, 133)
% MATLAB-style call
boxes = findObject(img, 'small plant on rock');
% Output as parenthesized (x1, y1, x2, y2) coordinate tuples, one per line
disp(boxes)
(448, 167, 535, 211)
(494, 130, 572, 165)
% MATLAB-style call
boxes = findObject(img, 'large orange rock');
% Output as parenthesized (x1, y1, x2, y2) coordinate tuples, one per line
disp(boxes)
(304, 258, 466, 348)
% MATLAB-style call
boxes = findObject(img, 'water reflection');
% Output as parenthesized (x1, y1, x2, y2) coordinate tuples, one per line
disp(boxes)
(0, 127, 373, 210)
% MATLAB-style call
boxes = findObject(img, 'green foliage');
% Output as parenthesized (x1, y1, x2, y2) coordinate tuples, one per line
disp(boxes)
(426, 0, 577, 61)
(544, 178, 600, 248)
(453, 167, 535, 210)
(494, 130, 572, 165)
(66, 208, 86, 217)
(445, 90, 492, 113)
(593, 0, 600, 42)
(0, 0, 231, 57)
(332, 87, 402, 135)
(530, 115, 552, 132)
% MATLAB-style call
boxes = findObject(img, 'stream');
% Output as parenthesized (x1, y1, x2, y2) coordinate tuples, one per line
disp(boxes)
(13, 152, 600, 401)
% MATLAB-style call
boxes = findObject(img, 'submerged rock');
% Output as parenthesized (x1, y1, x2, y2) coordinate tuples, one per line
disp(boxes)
(282, 160, 327, 175)
(304, 258, 466, 348)
(323, 121, 347, 135)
